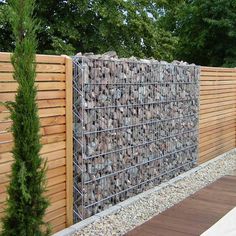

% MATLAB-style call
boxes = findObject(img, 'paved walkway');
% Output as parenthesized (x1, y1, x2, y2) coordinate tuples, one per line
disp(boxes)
(126, 174, 236, 236)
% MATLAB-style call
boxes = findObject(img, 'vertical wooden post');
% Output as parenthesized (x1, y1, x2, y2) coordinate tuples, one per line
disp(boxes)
(64, 55, 73, 226)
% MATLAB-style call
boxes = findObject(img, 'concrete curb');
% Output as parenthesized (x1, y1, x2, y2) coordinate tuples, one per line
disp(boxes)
(53, 148, 236, 236)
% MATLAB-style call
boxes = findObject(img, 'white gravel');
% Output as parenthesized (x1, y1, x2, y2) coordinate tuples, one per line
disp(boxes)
(73, 150, 236, 236)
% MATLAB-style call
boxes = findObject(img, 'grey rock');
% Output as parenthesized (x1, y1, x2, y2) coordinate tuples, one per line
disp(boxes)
(76, 52, 82, 56)
(84, 52, 94, 57)
(102, 51, 117, 58)
(73, 53, 199, 219)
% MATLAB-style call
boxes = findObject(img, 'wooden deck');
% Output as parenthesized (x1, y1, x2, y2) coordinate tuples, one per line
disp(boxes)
(126, 175, 236, 236)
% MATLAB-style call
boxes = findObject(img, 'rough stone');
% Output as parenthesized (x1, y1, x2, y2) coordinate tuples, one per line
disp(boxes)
(73, 52, 200, 219)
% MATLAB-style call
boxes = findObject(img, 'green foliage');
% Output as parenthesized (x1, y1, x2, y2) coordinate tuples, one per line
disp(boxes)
(0, 0, 50, 235)
(71, 0, 178, 60)
(2, 0, 235, 66)
(0, 0, 177, 61)
(164, 0, 236, 67)
(0, 2, 13, 52)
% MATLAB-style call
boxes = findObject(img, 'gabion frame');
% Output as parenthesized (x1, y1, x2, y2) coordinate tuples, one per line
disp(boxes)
(73, 56, 199, 223)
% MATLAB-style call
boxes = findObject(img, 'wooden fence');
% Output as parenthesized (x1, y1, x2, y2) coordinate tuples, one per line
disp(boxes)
(0, 52, 236, 234)
(199, 67, 236, 163)
(0, 53, 73, 233)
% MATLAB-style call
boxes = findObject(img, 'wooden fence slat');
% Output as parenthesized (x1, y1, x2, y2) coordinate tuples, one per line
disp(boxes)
(37, 99, 66, 109)
(40, 141, 66, 154)
(40, 116, 66, 126)
(0, 63, 65, 73)
(50, 215, 66, 229)
(200, 93, 236, 100)
(0, 107, 66, 121)
(201, 76, 235, 82)
(48, 191, 66, 203)
(47, 166, 66, 179)
(200, 100, 236, 110)
(201, 66, 236, 72)
(200, 97, 236, 108)
(201, 71, 236, 76)
(0, 99, 65, 112)
(199, 132, 235, 151)
(52, 223, 66, 233)
(199, 143, 235, 163)
(200, 88, 236, 95)
(41, 124, 66, 136)
(46, 198, 66, 214)
(35, 55, 65, 64)
(0, 116, 66, 130)
(199, 144, 235, 164)
(0, 52, 65, 64)
(201, 80, 236, 85)
(39, 107, 66, 118)
(200, 84, 236, 90)
(200, 110, 236, 122)
(0, 73, 66, 82)
(200, 104, 235, 115)
(0, 82, 65, 92)
(47, 174, 66, 187)
(200, 108, 236, 119)
(200, 123, 235, 136)
(41, 133, 66, 145)
(44, 207, 66, 222)
(0, 140, 66, 155)
(46, 183, 66, 197)
(0, 91, 65, 102)
(200, 137, 235, 154)
(0, 152, 12, 164)
(199, 139, 235, 157)
(200, 116, 235, 129)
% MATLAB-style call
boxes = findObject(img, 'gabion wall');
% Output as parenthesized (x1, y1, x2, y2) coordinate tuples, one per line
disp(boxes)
(73, 54, 200, 222)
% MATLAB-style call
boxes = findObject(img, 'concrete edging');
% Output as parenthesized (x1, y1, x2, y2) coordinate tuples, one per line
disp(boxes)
(53, 148, 236, 236)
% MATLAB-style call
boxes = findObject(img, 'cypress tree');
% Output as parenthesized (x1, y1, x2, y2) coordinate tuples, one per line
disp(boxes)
(1, 0, 50, 235)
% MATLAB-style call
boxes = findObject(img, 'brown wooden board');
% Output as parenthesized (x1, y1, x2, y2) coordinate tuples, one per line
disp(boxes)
(126, 175, 236, 236)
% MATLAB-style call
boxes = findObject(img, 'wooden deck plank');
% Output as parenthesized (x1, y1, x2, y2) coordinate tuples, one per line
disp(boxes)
(126, 175, 236, 236)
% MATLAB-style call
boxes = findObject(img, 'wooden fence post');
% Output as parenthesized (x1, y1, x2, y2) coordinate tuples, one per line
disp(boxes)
(64, 55, 73, 226)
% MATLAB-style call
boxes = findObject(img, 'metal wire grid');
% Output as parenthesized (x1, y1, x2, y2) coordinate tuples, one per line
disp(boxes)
(72, 57, 199, 223)
(73, 58, 85, 222)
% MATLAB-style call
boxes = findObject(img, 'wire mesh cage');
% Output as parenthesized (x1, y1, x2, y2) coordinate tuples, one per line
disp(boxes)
(72, 56, 199, 223)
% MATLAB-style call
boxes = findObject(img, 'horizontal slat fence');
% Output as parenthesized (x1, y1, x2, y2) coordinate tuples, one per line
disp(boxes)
(199, 67, 236, 163)
(0, 53, 73, 233)
(1, 52, 236, 234)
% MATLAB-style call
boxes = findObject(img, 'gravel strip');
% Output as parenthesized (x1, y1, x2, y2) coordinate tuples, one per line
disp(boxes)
(73, 151, 236, 236)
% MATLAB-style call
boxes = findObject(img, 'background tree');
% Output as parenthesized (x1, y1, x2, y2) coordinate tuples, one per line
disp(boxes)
(0, 0, 49, 235)
(69, 0, 177, 60)
(0, 0, 177, 61)
(1, 0, 235, 66)
(163, 0, 236, 67)
(0, 1, 13, 52)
